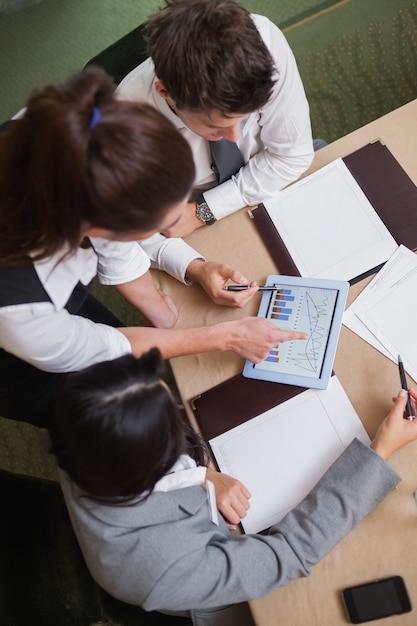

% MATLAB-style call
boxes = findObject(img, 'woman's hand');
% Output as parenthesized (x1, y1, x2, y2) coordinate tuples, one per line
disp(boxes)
(224, 317, 307, 363)
(371, 388, 417, 460)
(115, 271, 178, 328)
(205, 467, 251, 527)
(120, 313, 307, 362)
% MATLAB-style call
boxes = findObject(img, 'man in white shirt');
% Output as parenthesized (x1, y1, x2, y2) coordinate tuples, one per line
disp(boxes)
(118, 0, 315, 243)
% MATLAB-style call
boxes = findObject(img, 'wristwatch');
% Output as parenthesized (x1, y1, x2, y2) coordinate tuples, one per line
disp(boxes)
(196, 196, 216, 225)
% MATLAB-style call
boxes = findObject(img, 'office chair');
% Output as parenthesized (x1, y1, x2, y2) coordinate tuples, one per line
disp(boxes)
(84, 24, 148, 84)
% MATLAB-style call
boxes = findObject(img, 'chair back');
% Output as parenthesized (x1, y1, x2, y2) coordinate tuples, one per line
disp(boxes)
(84, 24, 147, 84)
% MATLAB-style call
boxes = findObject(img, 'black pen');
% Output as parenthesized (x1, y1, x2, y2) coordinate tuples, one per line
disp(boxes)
(398, 355, 415, 421)
(224, 285, 277, 292)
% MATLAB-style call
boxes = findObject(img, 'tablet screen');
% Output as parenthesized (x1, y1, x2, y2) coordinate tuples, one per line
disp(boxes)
(255, 283, 338, 380)
(243, 275, 349, 389)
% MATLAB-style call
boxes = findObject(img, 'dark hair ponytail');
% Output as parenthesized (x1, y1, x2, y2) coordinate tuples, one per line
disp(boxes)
(0, 67, 195, 266)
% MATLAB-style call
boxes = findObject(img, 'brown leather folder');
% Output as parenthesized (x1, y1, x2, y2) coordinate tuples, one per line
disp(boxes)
(192, 375, 307, 441)
(192, 142, 417, 439)
(251, 141, 417, 284)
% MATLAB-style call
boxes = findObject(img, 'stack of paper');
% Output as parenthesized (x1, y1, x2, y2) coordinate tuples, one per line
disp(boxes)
(343, 245, 417, 382)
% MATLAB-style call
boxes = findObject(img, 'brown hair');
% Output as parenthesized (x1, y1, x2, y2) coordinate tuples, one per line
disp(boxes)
(145, 0, 276, 114)
(0, 67, 195, 266)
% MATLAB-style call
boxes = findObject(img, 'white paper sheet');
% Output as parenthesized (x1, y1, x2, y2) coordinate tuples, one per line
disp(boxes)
(209, 376, 370, 534)
(347, 245, 417, 383)
(343, 245, 416, 361)
(263, 159, 397, 281)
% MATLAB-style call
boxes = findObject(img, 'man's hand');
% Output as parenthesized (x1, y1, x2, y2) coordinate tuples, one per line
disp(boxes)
(186, 259, 259, 307)
(161, 201, 205, 238)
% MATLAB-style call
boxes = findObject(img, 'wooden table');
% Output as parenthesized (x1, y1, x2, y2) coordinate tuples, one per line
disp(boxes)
(152, 99, 417, 625)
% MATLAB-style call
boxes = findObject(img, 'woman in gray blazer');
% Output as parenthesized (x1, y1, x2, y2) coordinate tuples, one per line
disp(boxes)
(49, 348, 417, 626)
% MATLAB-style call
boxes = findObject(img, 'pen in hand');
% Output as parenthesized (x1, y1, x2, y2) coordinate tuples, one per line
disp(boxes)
(224, 285, 277, 292)
(398, 355, 415, 421)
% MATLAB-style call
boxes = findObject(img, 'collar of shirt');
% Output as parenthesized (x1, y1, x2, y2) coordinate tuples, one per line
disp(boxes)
(33, 244, 97, 310)
(153, 454, 207, 493)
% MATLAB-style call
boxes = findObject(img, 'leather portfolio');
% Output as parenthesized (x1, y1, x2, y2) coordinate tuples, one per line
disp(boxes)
(251, 140, 417, 283)
(192, 141, 417, 439)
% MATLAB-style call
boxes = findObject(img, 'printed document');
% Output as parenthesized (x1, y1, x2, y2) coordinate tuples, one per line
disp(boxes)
(263, 159, 397, 281)
(344, 245, 417, 382)
(209, 376, 370, 534)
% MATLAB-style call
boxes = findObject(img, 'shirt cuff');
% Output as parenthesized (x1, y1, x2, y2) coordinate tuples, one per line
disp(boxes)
(203, 178, 246, 220)
(140, 234, 205, 284)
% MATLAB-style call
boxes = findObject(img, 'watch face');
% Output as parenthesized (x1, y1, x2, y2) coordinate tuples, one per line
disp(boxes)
(197, 201, 215, 224)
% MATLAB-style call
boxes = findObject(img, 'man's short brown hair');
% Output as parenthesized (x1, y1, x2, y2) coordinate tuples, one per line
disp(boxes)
(144, 0, 276, 115)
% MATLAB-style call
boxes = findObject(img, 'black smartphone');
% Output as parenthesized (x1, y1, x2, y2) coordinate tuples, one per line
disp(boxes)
(342, 576, 412, 623)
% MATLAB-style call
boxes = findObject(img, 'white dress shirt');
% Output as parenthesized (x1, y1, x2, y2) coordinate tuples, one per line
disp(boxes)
(153, 454, 207, 493)
(0, 240, 150, 372)
(138, 233, 203, 284)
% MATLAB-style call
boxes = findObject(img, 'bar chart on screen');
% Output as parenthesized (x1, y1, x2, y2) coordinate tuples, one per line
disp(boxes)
(269, 288, 294, 322)
(261, 285, 335, 377)
(243, 275, 348, 388)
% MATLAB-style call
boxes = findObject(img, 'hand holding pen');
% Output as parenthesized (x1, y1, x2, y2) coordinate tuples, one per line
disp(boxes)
(224, 284, 277, 292)
(398, 355, 415, 421)
(186, 262, 261, 307)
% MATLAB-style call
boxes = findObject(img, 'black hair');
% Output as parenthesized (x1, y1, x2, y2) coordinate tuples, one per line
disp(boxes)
(49, 348, 208, 502)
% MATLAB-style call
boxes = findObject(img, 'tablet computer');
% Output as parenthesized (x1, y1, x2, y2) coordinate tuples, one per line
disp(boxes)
(243, 275, 349, 390)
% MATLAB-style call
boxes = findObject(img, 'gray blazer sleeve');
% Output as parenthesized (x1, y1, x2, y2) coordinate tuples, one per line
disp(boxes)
(144, 439, 399, 611)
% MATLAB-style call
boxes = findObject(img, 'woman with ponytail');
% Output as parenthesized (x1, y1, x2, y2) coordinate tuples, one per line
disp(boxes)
(0, 68, 305, 426)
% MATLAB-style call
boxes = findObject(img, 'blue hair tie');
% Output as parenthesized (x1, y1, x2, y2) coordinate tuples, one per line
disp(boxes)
(88, 106, 101, 130)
